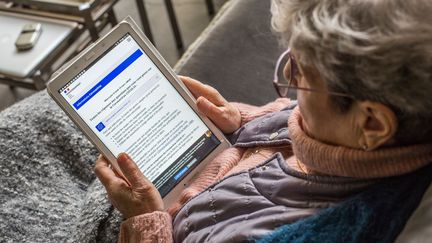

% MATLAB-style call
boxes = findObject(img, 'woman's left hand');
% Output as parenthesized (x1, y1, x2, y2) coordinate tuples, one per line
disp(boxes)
(94, 153, 164, 219)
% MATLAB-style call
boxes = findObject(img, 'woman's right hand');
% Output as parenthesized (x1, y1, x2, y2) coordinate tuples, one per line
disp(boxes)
(180, 76, 241, 134)
(94, 153, 164, 219)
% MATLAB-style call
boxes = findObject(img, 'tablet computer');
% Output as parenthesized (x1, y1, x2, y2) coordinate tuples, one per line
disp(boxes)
(47, 17, 230, 207)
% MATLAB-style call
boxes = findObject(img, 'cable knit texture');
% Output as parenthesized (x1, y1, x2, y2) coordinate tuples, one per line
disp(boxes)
(119, 212, 173, 243)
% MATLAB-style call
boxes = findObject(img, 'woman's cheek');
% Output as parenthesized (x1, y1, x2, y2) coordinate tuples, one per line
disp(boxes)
(297, 92, 321, 139)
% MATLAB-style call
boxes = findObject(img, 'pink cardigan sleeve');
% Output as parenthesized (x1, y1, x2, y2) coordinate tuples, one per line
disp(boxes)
(232, 98, 291, 126)
(118, 98, 292, 242)
(118, 211, 173, 243)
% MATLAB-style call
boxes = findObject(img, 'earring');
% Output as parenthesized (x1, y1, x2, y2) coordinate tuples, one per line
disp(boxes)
(362, 144, 368, 151)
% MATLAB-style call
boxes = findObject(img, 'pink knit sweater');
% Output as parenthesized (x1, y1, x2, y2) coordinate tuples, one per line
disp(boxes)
(118, 99, 432, 243)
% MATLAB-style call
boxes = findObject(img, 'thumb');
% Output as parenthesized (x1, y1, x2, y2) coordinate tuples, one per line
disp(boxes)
(117, 153, 150, 188)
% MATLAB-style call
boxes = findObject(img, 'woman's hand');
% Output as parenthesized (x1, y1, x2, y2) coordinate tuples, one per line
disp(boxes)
(94, 153, 164, 219)
(180, 76, 241, 133)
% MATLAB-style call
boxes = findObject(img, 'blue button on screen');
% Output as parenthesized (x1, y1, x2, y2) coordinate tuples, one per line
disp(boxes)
(174, 166, 189, 181)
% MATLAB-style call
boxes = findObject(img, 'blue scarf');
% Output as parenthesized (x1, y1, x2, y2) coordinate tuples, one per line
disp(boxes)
(257, 163, 432, 243)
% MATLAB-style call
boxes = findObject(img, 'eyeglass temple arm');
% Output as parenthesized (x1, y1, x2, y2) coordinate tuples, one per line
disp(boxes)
(275, 83, 355, 99)
(273, 48, 292, 82)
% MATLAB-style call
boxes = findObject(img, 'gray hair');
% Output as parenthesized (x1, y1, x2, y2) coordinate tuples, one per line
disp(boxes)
(271, 0, 432, 144)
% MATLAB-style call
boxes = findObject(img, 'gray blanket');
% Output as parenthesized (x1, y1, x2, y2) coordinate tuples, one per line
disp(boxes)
(0, 91, 121, 242)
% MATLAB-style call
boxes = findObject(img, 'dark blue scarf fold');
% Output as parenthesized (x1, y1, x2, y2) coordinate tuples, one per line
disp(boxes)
(256, 163, 432, 243)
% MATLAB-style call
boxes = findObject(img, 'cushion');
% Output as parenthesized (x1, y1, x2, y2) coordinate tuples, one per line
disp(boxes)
(175, 0, 283, 105)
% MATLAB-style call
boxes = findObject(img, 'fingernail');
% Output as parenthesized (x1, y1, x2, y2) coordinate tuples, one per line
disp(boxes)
(118, 153, 128, 162)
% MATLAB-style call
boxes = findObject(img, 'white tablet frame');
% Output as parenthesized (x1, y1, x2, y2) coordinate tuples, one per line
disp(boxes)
(47, 17, 231, 208)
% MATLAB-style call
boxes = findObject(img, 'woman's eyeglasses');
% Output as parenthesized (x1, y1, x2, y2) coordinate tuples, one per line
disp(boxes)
(273, 49, 355, 99)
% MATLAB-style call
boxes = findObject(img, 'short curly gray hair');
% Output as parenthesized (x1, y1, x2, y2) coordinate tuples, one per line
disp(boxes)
(271, 0, 432, 144)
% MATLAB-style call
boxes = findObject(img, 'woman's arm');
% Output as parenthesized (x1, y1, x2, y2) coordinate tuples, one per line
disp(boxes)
(180, 76, 291, 132)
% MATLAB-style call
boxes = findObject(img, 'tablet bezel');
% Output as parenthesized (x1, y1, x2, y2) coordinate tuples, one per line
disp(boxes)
(47, 17, 231, 208)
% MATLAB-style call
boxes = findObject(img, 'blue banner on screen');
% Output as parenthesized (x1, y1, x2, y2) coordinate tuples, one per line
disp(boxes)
(73, 49, 143, 110)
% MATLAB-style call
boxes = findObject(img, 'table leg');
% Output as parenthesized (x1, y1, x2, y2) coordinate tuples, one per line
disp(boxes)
(165, 0, 184, 50)
(107, 8, 118, 26)
(205, 0, 215, 16)
(33, 70, 46, 90)
(135, 0, 154, 44)
(83, 8, 99, 41)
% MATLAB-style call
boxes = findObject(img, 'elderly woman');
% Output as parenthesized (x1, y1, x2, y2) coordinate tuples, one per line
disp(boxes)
(95, 0, 432, 242)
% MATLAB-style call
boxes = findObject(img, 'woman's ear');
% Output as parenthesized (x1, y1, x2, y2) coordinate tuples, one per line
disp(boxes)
(356, 101, 398, 150)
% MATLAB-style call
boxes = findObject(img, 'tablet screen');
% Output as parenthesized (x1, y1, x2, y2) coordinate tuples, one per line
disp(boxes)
(59, 33, 221, 196)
